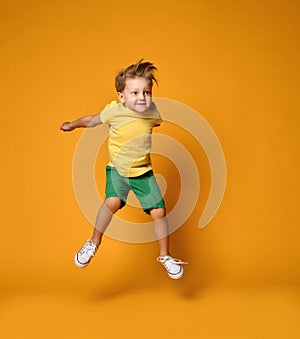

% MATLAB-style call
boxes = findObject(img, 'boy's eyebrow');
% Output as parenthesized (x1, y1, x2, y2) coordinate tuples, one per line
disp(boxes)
(129, 87, 152, 91)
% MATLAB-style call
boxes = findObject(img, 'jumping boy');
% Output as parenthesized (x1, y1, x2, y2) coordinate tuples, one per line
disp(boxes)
(60, 60, 187, 279)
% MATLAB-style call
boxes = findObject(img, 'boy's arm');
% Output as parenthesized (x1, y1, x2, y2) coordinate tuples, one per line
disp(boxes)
(60, 114, 102, 132)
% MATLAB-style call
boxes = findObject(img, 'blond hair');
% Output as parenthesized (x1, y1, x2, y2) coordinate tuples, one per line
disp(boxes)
(115, 59, 158, 92)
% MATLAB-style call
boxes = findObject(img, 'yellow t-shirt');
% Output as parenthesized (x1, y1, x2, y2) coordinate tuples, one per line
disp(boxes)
(99, 101, 162, 177)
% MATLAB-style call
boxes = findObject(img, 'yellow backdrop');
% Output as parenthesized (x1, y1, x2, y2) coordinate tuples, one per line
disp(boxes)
(1, 0, 299, 338)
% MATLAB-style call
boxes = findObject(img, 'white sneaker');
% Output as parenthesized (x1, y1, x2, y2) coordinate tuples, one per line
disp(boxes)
(74, 240, 97, 268)
(157, 255, 188, 279)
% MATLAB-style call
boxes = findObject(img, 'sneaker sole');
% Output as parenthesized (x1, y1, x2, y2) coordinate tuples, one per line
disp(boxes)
(167, 267, 184, 279)
(74, 253, 89, 268)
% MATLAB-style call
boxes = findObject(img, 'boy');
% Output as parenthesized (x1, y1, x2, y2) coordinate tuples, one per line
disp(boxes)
(60, 60, 187, 279)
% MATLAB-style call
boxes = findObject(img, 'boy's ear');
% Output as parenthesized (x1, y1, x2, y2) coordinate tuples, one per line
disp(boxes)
(117, 92, 125, 102)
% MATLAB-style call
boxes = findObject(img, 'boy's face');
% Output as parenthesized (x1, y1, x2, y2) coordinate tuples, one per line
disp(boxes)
(118, 77, 152, 113)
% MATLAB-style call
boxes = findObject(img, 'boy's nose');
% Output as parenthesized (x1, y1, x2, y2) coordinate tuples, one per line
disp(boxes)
(138, 92, 146, 100)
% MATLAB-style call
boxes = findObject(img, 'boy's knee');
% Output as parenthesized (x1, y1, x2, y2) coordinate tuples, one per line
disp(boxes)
(150, 208, 166, 221)
(104, 197, 122, 213)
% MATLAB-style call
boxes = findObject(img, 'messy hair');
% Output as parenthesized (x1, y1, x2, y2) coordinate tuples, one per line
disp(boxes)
(115, 59, 158, 92)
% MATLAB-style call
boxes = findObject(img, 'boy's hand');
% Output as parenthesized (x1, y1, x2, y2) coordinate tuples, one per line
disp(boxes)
(60, 122, 74, 132)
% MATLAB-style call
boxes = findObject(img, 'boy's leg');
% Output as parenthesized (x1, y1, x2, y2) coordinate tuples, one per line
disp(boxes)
(93, 165, 129, 247)
(129, 171, 168, 253)
(91, 197, 122, 247)
(74, 197, 121, 268)
(150, 207, 187, 279)
(149, 208, 169, 256)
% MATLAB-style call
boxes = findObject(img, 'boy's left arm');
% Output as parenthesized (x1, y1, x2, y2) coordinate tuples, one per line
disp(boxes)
(60, 114, 102, 132)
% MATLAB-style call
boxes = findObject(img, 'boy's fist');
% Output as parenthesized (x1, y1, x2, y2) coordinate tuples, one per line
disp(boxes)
(60, 122, 73, 131)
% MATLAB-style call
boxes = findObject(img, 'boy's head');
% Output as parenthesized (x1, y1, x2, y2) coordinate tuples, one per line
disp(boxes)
(115, 59, 158, 113)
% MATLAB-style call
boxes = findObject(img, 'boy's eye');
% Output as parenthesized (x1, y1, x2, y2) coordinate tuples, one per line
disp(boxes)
(130, 90, 151, 96)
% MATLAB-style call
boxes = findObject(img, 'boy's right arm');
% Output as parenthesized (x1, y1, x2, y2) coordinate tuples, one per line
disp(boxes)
(60, 114, 102, 132)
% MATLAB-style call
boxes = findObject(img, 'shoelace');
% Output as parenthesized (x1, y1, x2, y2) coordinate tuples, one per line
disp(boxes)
(157, 256, 188, 269)
(79, 241, 96, 256)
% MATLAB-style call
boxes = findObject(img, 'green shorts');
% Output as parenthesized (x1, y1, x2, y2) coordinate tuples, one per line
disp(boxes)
(105, 166, 165, 214)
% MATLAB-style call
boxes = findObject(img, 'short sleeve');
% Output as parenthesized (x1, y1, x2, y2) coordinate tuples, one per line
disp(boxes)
(151, 102, 163, 126)
(99, 101, 118, 124)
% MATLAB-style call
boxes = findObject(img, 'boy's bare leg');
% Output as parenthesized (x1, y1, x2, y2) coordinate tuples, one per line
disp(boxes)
(150, 208, 169, 256)
(91, 197, 121, 247)
(151, 207, 186, 279)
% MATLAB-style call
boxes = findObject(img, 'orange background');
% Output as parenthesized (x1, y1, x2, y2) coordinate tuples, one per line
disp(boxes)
(1, 0, 299, 338)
